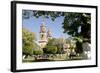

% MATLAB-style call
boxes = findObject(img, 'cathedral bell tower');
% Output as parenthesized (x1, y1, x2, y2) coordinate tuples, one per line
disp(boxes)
(47, 28, 52, 40)
(39, 22, 47, 48)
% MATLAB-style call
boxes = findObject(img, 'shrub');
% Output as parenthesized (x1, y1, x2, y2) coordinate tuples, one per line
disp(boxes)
(33, 49, 43, 55)
(57, 45, 63, 54)
(43, 46, 57, 54)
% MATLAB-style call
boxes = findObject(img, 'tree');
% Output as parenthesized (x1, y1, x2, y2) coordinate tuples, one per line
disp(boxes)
(22, 28, 37, 57)
(62, 13, 91, 43)
(43, 46, 57, 54)
(75, 41, 83, 54)
(46, 38, 60, 46)
(23, 11, 91, 41)
(46, 38, 65, 54)
(33, 49, 43, 55)
(23, 11, 91, 54)
(72, 37, 83, 54)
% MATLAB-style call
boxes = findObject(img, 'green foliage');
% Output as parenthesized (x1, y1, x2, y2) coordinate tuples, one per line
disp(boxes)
(46, 38, 65, 54)
(47, 38, 65, 46)
(23, 11, 91, 42)
(73, 37, 83, 53)
(70, 43, 76, 49)
(57, 45, 63, 54)
(22, 28, 36, 42)
(23, 11, 91, 54)
(22, 28, 37, 56)
(23, 42, 33, 55)
(47, 38, 58, 46)
(75, 41, 83, 53)
(43, 46, 57, 54)
(62, 13, 91, 40)
(33, 49, 43, 55)
(74, 37, 83, 43)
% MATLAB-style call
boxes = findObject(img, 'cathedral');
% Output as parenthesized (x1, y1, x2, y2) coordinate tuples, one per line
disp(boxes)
(38, 22, 52, 48)
(38, 22, 73, 54)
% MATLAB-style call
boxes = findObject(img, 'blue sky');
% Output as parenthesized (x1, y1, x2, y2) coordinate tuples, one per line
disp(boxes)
(22, 11, 70, 40)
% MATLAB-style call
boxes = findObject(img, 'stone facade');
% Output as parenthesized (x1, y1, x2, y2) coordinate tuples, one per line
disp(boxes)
(39, 22, 52, 48)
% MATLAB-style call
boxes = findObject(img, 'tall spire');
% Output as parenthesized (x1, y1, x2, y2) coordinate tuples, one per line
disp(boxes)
(40, 22, 46, 33)
(39, 22, 47, 48)
(47, 28, 52, 39)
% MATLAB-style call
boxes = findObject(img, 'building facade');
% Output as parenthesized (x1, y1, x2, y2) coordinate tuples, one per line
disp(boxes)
(38, 22, 52, 48)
